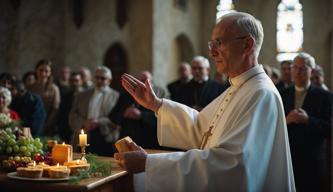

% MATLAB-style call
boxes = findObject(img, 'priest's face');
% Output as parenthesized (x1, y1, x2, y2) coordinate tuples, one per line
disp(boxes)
(291, 57, 312, 87)
(209, 18, 246, 78)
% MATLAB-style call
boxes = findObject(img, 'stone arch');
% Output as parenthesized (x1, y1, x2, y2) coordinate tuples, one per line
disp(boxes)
(104, 42, 128, 91)
(175, 33, 194, 64)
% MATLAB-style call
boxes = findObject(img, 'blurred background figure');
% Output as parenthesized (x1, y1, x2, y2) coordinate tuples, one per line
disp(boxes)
(70, 66, 119, 156)
(311, 65, 329, 91)
(0, 73, 46, 136)
(28, 59, 60, 136)
(56, 66, 72, 99)
(271, 66, 281, 85)
(263, 64, 272, 78)
(167, 62, 192, 102)
(22, 71, 36, 88)
(80, 67, 94, 90)
(110, 70, 167, 149)
(0, 86, 20, 121)
(276, 60, 293, 92)
(177, 56, 226, 111)
(280, 52, 332, 192)
(58, 72, 84, 143)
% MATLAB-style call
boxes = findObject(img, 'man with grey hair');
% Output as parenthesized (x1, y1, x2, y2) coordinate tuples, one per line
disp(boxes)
(178, 56, 226, 111)
(70, 66, 119, 156)
(280, 52, 332, 191)
(117, 12, 295, 191)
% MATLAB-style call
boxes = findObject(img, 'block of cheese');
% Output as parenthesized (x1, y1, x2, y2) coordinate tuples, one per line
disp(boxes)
(52, 143, 73, 165)
(115, 136, 133, 152)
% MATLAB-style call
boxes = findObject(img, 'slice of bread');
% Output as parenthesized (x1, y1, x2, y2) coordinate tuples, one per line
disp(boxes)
(115, 136, 134, 152)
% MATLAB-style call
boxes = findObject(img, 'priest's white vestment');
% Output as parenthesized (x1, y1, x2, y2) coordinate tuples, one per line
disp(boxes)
(142, 65, 295, 191)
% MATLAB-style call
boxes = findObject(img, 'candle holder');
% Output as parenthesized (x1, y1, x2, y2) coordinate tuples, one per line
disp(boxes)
(79, 144, 90, 162)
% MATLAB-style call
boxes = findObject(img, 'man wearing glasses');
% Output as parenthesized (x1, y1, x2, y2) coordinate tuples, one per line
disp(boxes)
(116, 12, 295, 191)
(280, 52, 332, 191)
(70, 66, 120, 156)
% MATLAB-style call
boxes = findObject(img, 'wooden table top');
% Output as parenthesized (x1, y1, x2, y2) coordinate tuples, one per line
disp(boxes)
(0, 156, 130, 192)
(0, 149, 172, 192)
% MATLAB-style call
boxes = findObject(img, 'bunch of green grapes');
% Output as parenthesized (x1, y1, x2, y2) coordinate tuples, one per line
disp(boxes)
(0, 128, 43, 158)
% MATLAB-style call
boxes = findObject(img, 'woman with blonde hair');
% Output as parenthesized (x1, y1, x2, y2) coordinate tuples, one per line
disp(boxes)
(29, 59, 60, 136)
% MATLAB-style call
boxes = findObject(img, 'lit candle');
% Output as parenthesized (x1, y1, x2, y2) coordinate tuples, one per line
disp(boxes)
(33, 161, 36, 167)
(79, 129, 87, 146)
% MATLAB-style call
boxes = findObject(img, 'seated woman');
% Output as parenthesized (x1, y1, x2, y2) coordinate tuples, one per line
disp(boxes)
(0, 86, 20, 121)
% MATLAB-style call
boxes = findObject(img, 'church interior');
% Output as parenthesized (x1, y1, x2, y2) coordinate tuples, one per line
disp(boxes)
(0, 0, 332, 191)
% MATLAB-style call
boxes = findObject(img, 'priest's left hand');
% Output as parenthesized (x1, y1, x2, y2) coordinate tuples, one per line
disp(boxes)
(114, 141, 147, 174)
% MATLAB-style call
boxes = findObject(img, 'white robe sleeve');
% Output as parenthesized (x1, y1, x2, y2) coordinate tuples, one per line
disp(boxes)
(156, 97, 224, 150)
(145, 88, 295, 192)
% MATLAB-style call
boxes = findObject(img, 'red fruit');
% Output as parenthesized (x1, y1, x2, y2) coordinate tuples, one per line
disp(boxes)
(34, 155, 44, 162)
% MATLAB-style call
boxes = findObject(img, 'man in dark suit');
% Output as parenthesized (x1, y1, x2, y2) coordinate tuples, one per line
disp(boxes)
(280, 52, 332, 192)
(178, 56, 227, 111)
(167, 62, 192, 102)
(58, 72, 84, 143)
(276, 60, 293, 92)
(110, 71, 167, 149)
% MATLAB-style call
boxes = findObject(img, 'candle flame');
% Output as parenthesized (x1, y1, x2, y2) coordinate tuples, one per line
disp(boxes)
(76, 159, 80, 164)
(33, 161, 36, 167)
(62, 142, 65, 145)
(41, 162, 45, 165)
(57, 163, 59, 167)
(81, 129, 84, 134)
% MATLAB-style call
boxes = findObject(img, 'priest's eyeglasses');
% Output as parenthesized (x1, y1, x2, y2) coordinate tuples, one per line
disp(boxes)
(208, 36, 249, 50)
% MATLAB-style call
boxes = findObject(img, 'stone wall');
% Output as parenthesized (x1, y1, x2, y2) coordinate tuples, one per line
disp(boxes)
(64, 0, 153, 78)
(302, 0, 332, 89)
(0, 0, 65, 78)
(0, 0, 332, 88)
(152, 0, 213, 87)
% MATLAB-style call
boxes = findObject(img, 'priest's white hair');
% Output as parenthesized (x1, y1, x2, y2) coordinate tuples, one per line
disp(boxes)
(219, 12, 264, 58)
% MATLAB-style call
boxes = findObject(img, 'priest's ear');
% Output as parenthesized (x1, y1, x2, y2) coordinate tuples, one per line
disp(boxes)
(243, 36, 255, 56)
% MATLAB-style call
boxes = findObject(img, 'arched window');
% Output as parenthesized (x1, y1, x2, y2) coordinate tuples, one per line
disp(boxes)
(216, 0, 235, 21)
(276, 0, 303, 62)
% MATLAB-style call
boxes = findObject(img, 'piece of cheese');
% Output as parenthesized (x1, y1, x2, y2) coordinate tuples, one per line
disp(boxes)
(115, 136, 133, 152)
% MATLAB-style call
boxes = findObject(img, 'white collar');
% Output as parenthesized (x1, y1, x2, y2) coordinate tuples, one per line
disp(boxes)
(295, 81, 310, 92)
(229, 64, 264, 88)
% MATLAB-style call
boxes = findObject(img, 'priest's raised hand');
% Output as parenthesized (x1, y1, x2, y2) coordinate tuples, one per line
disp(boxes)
(121, 73, 162, 113)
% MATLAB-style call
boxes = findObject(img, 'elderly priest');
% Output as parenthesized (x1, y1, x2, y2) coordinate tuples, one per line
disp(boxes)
(115, 12, 295, 192)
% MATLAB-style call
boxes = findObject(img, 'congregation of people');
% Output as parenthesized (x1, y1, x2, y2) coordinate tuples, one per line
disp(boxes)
(0, 35, 332, 191)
